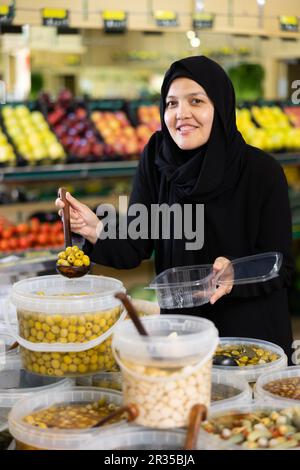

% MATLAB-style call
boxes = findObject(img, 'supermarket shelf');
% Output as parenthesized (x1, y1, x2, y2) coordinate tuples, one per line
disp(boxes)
(1, 154, 300, 183)
(0, 250, 58, 276)
(0, 160, 139, 183)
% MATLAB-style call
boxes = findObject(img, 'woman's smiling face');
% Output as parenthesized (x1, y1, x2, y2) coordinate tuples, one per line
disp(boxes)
(164, 77, 214, 150)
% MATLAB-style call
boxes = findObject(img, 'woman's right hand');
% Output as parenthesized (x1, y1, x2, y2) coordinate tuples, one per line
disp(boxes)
(55, 192, 102, 245)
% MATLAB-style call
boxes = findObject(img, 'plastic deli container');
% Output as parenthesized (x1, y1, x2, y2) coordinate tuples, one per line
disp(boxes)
(213, 338, 287, 384)
(6, 275, 126, 377)
(0, 357, 73, 450)
(211, 370, 252, 409)
(113, 315, 219, 428)
(255, 366, 300, 405)
(149, 252, 282, 309)
(77, 371, 122, 391)
(130, 299, 160, 317)
(87, 425, 187, 450)
(200, 403, 300, 450)
(9, 387, 124, 450)
(0, 329, 20, 367)
(0, 283, 13, 324)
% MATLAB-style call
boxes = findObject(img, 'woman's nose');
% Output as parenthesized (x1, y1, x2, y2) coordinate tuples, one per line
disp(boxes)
(176, 102, 191, 119)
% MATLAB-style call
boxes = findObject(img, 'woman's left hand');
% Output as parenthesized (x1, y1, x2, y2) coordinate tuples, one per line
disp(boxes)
(210, 257, 233, 305)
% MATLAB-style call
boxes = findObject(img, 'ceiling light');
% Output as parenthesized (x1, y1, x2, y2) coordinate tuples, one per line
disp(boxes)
(190, 37, 201, 47)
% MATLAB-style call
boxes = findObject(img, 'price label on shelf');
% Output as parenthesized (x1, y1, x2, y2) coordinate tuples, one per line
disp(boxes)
(0, 4, 14, 24)
(42, 8, 69, 27)
(154, 10, 178, 27)
(193, 12, 214, 30)
(279, 15, 298, 32)
(102, 10, 127, 33)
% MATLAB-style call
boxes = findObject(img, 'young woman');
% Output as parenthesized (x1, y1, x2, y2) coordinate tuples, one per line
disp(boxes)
(56, 56, 294, 359)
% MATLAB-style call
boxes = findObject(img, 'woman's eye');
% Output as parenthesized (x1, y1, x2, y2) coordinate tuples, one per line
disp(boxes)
(191, 98, 203, 104)
(166, 101, 177, 108)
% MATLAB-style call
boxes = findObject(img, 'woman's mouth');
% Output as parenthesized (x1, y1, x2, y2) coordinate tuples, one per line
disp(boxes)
(176, 125, 198, 135)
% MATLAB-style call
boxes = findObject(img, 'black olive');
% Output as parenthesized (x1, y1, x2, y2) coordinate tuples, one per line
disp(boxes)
(213, 355, 238, 366)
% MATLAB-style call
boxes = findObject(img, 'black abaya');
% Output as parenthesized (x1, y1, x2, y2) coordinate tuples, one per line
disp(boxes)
(84, 56, 294, 360)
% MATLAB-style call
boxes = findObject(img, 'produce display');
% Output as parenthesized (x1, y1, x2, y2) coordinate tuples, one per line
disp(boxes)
(121, 358, 212, 429)
(236, 105, 300, 151)
(0, 129, 16, 166)
(1, 105, 65, 164)
(202, 407, 300, 449)
(263, 377, 300, 400)
(0, 97, 299, 168)
(91, 110, 141, 156)
(0, 216, 64, 254)
(18, 306, 121, 376)
(47, 92, 104, 160)
(213, 343, 279, 367)
(22, 397, 123, 429)
(284, 106, 300, 128)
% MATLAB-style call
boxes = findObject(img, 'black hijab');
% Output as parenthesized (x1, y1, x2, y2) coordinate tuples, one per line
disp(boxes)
(155, 55, 247, 203)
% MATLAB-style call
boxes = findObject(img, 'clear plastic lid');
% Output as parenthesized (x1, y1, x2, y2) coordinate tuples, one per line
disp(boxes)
(10, 275, 125, 314)
(211, 369, 252, 409)
(255, 366, 300, 406)
(113, 315, 218, 365)
(213, 337, 287, 383)
(149, 252, 282, 309)
(8, 387, 124, 450)
(86, 425, 186, 450)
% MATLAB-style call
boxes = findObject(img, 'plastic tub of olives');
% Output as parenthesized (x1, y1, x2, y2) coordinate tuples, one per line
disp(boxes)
(200, 403, 300, 450)
(6, 275, 126, 377)
(255, 366, 300, 406)
(0, 355, 73, 450)
(211, 369, 252, 410)
(213, 338, 287, 384)
(86, 425, 188, 450)
(0, 328, 20, 367)
(8, 387, 125, 450)
(76, 371, 122, 392)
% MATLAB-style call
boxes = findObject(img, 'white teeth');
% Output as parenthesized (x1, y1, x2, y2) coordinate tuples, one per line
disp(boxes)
(178, 126, 195, 131)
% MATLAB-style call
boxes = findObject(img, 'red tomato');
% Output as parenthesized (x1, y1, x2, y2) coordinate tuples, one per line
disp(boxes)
(30, 218, 40, 233)
(19, 236, 30, 250)
(0, 240, 9, 251)
(2, 227, 14, 239)
(16, 223, 29, 235)
(8, 238, 18, 250)
(51, 221, 63, 233)
(36, 233, 49, 246)
(27, 234, 36, 247)
(40, 223, 51, 233)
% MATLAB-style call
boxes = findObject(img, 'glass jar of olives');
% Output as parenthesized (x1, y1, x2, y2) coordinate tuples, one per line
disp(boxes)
(7, 275, 126, 377)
